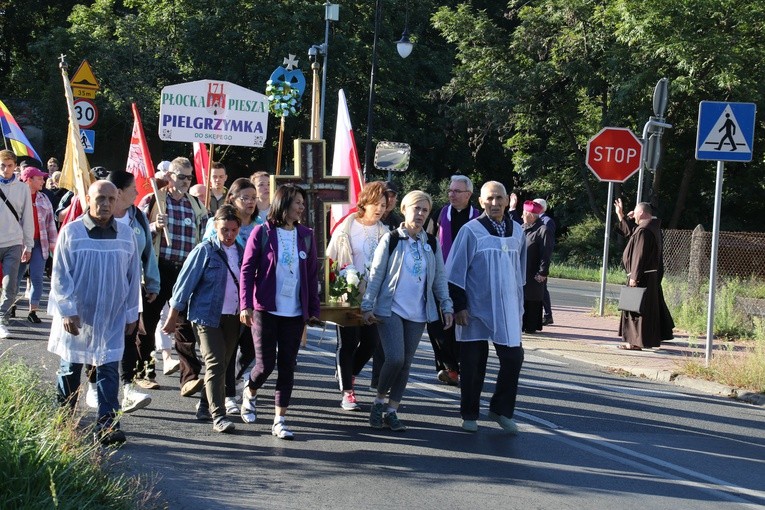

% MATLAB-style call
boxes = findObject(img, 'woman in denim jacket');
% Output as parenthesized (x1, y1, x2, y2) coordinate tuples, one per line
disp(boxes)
(163, 205, 244, 434)
(361, 190, 453, 432)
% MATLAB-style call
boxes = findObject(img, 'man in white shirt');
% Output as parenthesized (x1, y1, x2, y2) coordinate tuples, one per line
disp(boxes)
(446, 181, 526, 434)
(48, 180, 140, 446)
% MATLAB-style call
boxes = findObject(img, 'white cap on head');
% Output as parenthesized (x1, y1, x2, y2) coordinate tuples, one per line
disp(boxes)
(533, 198, 548, 212)
(157, 160, 171, 173)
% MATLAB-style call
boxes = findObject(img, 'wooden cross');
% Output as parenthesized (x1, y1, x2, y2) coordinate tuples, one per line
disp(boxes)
(272, 139, 350, 303)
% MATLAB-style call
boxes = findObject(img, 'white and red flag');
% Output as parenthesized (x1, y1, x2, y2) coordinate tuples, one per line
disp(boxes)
(126, 103, 156, 205)
(193, 142, 209, 186)
(329, 89, 364, 234)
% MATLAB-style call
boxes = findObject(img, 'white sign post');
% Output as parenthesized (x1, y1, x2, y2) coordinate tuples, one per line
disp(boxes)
(158, 79, 269, 147)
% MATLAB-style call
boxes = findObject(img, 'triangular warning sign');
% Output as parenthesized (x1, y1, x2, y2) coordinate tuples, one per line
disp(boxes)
(70, 60, 100, 90)
(700, 105, 750, 153)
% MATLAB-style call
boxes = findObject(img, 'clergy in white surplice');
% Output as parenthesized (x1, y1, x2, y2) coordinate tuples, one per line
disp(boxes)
(445, 180, 526, 434)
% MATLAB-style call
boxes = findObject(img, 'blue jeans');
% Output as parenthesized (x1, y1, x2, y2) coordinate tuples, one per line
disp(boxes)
(376, 312, 426, 404)
(0, 244, 22, 323)
(57, 360, 121, 431)
(16, 239, 45, 307)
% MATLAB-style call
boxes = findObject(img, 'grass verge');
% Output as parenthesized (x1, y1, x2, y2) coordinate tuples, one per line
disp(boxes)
(0, 358, 163, 509)
(679, 332, 765, 393)
(549, 263, 625, 285)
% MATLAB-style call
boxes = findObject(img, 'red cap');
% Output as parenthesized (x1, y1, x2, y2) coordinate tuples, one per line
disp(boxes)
(20, 167, 48, 182)
(523, 200, 544, 214)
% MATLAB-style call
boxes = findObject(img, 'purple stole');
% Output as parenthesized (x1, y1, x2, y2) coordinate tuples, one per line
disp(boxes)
(438, 205, 480, 262)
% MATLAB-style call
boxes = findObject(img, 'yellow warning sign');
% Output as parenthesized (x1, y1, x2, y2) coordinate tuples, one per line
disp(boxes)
(70, 60, 100, 91)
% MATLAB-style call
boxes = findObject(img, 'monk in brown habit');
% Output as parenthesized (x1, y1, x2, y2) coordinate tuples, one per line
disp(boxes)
(614, 199, 674, 350)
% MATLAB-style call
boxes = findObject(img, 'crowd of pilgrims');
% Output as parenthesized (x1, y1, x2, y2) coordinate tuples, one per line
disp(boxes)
(1, 152, 559, 445)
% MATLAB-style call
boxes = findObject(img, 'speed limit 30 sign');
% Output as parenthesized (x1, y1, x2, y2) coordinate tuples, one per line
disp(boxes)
(73, 98, 98, 129)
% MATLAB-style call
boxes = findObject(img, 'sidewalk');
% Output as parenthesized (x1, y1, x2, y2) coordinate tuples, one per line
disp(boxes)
(523, 304, 765, 406)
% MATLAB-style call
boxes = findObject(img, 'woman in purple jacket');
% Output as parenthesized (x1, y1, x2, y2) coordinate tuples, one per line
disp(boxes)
(239, 184, 321, 439)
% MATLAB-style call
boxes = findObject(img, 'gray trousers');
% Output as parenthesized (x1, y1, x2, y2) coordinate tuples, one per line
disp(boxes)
(0, 244, 22, 324)
(376, 312, 427, 404)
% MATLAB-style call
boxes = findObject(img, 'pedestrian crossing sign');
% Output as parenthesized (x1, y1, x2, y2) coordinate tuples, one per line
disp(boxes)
(696, 101, 756, 162)
(80, 129, 95, 154)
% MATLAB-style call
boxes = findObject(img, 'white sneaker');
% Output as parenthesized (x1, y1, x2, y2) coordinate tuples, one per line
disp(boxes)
(0, 323, 9, 339)
(271, 420, 294, 440)
(163, 357, 181, 376)
(240, 386, 257, 423)
(85, 382, 98, 408)
(122, 383, 151, 413)
(225, 396, 240, 415)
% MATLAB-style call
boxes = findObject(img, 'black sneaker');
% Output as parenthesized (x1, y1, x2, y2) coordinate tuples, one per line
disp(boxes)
(27, 311, 42, 324)
(96, 428, 126, 446)
(542, 317, 554, 326)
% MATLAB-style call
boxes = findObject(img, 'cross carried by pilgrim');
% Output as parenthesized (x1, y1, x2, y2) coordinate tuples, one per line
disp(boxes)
(271, 59, 361, 325)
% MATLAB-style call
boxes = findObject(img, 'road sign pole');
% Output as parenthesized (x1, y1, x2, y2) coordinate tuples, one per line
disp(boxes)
(599, 182, 614, 316)
(705, 160, 724, 365)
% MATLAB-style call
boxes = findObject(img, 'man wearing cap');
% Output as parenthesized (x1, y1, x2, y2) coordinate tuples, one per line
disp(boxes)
(426, 175, 481, 386)
(380, 181, 403, 231)
(139, 156, 208, 396)
(533, 198, 556, 325)
(0, 150, 34, 339)
(446, 181, 525, 434)
(522, 200, 553, 333)
(12, 166, 58, 324)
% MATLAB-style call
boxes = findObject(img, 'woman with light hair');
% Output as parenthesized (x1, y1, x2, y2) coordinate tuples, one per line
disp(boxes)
(361, 190, 454, 432)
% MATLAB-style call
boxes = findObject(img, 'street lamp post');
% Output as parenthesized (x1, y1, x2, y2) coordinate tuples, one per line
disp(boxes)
(362, 0, 413, 182)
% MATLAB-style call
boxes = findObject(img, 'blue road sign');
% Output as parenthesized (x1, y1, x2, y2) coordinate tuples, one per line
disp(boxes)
(80, 129, 95, 154)
(696, 101, 756, 162)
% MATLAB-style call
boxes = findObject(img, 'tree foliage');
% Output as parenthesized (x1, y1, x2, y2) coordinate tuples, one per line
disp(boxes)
(1, 0, 764, 236)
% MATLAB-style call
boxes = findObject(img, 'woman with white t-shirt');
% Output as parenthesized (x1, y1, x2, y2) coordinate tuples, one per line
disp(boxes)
(326, 181, 389, 411)
(239, 184, 321, 440)
(361, 190, 454, 432)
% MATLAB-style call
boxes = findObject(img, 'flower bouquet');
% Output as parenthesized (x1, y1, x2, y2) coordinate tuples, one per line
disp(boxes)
(328, 259, 363, 306)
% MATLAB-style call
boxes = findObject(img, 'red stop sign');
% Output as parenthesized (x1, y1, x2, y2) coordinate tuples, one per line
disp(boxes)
(586, 127, 644, 182)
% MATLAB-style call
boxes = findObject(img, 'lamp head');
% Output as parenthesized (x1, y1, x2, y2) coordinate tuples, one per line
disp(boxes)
(396, 29, 414, 59)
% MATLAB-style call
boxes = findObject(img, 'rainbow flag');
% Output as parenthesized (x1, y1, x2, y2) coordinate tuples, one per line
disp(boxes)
(0, 99, 41, 161)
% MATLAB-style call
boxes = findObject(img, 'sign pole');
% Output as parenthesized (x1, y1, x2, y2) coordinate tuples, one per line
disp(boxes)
(204, 143, 214, 211)
(705, 160, 724, 365)
(599, 182, 614, 316)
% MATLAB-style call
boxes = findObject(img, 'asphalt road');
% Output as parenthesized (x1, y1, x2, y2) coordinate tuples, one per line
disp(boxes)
(2, 308, 764, 510)
(547, 276, 621, 309)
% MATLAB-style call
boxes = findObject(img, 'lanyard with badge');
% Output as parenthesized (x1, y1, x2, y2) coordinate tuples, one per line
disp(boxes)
(278, 228, 299, 298)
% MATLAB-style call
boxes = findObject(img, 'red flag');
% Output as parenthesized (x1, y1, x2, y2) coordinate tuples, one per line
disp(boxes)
(193, 142, 209, 186)
(126, 103, 156, 205)
(330, 89, 364, 233)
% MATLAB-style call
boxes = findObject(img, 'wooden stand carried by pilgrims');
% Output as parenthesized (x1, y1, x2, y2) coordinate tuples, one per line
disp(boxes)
(272, 57, 362, 326)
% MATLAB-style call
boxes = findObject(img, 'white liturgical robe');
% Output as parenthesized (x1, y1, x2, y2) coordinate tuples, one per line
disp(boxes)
(445, 217, 526, 346)
(47, 218, 140, 365)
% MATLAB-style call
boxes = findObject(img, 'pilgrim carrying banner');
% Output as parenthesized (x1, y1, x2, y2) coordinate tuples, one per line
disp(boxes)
(158, 80, 269, 147)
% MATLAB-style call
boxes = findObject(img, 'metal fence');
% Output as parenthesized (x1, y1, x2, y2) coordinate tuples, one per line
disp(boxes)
(663, 226, 765, 283)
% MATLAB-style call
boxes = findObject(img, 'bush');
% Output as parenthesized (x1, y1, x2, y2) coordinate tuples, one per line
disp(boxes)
(0, 358, 162, 509)
(556, 215, 617, 266)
